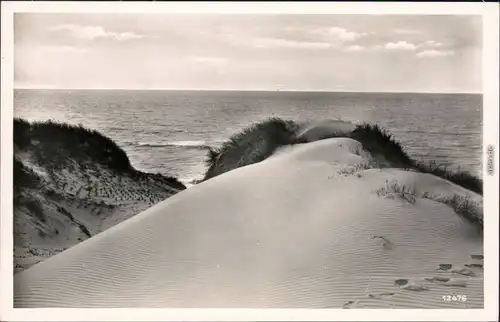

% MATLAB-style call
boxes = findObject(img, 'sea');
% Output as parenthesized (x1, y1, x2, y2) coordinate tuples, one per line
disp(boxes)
(14, 89, 483, 186)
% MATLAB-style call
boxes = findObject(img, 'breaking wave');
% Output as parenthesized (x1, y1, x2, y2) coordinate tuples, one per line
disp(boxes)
(134, 140, 216, 150)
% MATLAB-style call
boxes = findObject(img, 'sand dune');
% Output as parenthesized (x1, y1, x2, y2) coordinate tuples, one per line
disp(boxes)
(13, 119, 185, 272)
(14, 137, 483, 308)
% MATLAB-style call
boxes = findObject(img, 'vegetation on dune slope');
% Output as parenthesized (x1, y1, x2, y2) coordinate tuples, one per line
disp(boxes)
(347, 123, 413, 168)
(202, 117, 482, 195)
(422, 192, 483, 235)
(372, 180, 483, 235)
(14, 157, 41, 195)
(415, 162, 482, 195)
(14, 118, 132, 173)
(14, 118, 186, 189)
(203, 117, 304, 180)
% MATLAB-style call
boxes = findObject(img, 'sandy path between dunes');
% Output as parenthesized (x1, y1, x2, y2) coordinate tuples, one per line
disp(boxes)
(14, 138, 483, 308)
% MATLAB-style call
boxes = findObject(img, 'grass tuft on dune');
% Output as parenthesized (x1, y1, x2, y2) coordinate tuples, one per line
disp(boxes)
(415, 161, 482, 195)
(15, 118, 133, 173)
(203, 117, 303, 180)
(201, 117, 482, 195)
(372, 180, 482, 234)
(14, 118, 185, 188)
(422, 192, 483, 235)
(348, 123, 413, 168)
(374, 180, 417, 204)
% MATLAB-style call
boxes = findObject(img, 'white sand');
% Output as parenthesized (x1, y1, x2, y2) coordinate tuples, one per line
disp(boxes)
(14, 138, 483, 308)
(297, 119, 356, 142)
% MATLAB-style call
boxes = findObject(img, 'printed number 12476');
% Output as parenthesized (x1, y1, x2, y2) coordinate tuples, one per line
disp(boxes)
(442, 295, 467, 302)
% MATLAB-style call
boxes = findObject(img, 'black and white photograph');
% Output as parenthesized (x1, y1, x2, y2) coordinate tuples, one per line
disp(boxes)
(1, 2, 498, 321)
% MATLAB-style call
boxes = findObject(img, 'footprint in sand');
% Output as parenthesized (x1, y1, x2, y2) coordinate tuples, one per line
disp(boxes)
(368, 292, 396, 299)
(371, 236, 394, 250)
(470, 254, 484, 260)
(342, 300, 359, 309)
(395, 278, 428, 291)
(442, 280, 468, 288)
(451, 268, 476, 277)
(465, 263, 483, 269)
(425, 277, 467, 288)
(394, 279, 409, 286)
(401, 283, 429, 292)
(425, 277, 450, 283)
(437, 264, 453, 271)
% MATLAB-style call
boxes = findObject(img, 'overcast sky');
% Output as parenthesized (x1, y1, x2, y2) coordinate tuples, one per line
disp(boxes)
(14, 14, 482, 93)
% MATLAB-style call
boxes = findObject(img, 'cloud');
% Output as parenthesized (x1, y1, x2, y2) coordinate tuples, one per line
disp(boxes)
(344, 45, 366, 52)
(327, 27, 367, 42)
(382, 40, 447, 55)
(384, 41, 417, 51)
(317, 27, 368, 42)
(419, 40, 444, 48)
(416, 49, 455, 58)
(253, 37, 332, 49)
(48, 24, 146, 41)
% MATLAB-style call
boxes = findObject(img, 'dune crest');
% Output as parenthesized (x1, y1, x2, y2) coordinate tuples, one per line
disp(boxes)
(14, 126, 483, 308)
(296, 119, 356, 142)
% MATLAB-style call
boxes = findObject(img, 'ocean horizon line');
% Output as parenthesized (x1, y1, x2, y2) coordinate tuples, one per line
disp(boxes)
(13, 87, 482, 95)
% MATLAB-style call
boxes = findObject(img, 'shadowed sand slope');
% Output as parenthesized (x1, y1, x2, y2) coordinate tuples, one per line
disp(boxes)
(14, 136, 483, 308)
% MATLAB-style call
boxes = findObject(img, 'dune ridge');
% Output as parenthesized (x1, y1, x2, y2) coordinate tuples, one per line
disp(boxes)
(13, 118, 186, 272)
(14, 118, 483, 308)
(203, 117, 482, 195)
